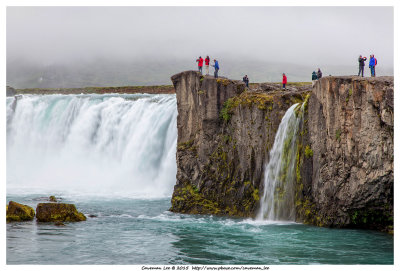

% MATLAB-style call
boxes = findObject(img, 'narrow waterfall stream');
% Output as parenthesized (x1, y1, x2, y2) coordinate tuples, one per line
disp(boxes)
(258, 103, 303, 221)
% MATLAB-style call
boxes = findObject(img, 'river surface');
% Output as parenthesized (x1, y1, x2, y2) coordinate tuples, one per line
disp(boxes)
(6, 194, 394, 265)
(6, 94, 394, 265)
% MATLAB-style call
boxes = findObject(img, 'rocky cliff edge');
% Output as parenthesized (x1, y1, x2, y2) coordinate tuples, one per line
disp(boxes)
(170, 71, 309, 217)
(170, 71, 393, 232)
(297, 76, 393, 232)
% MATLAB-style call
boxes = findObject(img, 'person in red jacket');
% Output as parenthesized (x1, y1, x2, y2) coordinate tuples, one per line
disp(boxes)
(196, 56, 204, 74)
(205, 56, 210, 75)
(282, 73, 287, 89)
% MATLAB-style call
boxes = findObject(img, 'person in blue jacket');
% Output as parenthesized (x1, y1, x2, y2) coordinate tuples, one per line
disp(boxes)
(212, 59, 219, 78)
(312, 71, 318, 87)
(369, 55, 376, 77)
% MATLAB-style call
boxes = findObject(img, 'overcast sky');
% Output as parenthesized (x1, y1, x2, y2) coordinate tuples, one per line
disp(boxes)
(7, 6, 394, 68)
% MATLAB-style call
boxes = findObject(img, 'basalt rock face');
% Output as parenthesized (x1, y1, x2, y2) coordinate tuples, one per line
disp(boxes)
(170, 71, 308, 217)
(171, 71, 392, 231)
(296, 76, 393, 231)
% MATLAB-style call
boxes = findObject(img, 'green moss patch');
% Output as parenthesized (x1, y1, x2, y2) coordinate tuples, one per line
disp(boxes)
(304, 145, 313, 158)
(349, 205, 393, 231)
(177, 140, 197, 153)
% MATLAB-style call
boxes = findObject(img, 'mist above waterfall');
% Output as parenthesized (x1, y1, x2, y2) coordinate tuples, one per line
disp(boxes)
(6, 94, 178, 198)
(7, 6, 394, 88)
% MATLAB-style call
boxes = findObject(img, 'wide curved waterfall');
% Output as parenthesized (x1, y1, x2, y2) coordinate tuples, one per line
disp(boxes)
(258, 103, 302, 221)
(6, 94, 178, 198)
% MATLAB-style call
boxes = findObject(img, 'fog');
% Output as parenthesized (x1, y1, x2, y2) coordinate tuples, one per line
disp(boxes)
(7, 6, 394, 87)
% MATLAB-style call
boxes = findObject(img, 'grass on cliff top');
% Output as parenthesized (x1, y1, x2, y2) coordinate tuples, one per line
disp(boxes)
(249, 82, 311, 87)
(275, 82, 311, 86)
(221, 91, 274, 121)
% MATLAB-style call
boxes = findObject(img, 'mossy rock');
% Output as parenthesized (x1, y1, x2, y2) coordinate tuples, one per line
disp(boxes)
(6, 201, 35, 222)
(49, 196, 57, 202)
(36, 203, 86, 222)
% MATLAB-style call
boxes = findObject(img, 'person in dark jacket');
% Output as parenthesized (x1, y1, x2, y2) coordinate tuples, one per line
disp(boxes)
(312, 71, 318, 87)
(196, 56, 203, 74)
(282, 73, 287, 89)
(243, 75, 249, 87)
(317, 68, 322, 79)
(358, 55, 367, 77)
(212, 59, 219, 78)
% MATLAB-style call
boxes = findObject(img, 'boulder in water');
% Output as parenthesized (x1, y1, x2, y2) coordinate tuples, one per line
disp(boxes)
(36, 203, 86, 222)
(49, 196, 57, 202)
(6, 201, 35, 222)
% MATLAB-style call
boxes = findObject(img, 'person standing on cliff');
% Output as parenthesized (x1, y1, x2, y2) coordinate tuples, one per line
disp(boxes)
(282, 73, 287, 90)
(372, 54, 377, 77)
(212, 59, 219, 78)
(243, 75, 249, 87)
(369, 55, 376, 77)
(205, 56, 210, 75)
(317, 68, 322, 79)
(312, 71, 318, 86)
(358, 55, 367, 77)
(196, 56, 204, 74)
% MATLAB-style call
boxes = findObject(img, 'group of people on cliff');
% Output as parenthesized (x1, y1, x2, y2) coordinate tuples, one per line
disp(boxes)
(196, 56, 219, 78)
(358, 55, 377, 77)
(195, 53, 378, 90)
(311, 68, 323, 87)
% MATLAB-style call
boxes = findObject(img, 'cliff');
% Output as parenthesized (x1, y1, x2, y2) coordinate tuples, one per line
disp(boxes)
(296, 76, 393, 231)
(170, 71, 393, 232)
(170, 71, 309, 217)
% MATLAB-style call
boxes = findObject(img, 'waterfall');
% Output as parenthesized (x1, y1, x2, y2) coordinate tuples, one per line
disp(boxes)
(6, 94, 177, 198)
(258, 103, 302, 221)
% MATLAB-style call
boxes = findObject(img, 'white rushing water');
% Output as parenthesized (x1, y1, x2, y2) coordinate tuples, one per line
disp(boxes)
(6, 94, 177, 198)
(258, 103, 302, 221)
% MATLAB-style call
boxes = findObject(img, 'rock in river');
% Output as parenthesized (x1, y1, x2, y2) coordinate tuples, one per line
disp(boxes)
(6, 201, 35, 222)
(36, 203, 86, 222)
